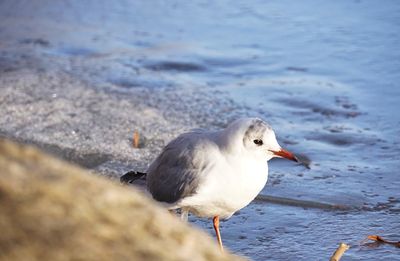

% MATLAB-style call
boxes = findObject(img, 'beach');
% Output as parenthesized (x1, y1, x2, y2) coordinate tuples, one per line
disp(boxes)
(1, 1, 399, 260)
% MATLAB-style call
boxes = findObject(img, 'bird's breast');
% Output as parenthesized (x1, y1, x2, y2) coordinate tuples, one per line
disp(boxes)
(225, 157, 269, 209)
(180, 156, 269, 218)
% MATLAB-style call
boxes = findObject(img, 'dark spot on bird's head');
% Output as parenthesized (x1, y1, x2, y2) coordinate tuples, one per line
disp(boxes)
(243, 119, 271, 147)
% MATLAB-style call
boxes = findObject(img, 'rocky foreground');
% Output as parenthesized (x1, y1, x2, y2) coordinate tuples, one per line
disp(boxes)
(0, 139, 244, 261)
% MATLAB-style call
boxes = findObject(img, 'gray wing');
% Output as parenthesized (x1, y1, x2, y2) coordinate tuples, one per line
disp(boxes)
(146, 131, 215, 204)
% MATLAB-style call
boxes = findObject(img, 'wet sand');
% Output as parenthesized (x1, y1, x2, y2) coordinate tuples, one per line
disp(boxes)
(1, 1, 399, 260)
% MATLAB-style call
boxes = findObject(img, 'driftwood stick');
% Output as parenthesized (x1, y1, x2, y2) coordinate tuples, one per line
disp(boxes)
(255, 194, 350, 210)
(364, 235, 400, 247)
(330, 242, 350, 261)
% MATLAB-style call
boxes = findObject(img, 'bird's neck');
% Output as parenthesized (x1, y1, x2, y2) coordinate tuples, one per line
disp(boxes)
(215, 129, 243, 155)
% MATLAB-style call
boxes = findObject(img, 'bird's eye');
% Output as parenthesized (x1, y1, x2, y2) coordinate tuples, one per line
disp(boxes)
(253, 139, 263, 146)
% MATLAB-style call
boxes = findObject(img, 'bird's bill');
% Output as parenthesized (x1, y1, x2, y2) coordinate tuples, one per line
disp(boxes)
(270, 148, 299, 162)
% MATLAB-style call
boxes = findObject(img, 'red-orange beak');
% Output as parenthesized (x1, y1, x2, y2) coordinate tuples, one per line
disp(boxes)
(270, 148, 298, 162)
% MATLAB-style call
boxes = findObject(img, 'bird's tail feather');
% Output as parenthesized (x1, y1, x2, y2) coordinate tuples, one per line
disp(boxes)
(120, 171, 146, 184)
(120, 171, 181, 211)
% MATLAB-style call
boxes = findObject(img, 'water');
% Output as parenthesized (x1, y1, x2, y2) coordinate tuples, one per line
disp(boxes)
(1, 0, 399, 260)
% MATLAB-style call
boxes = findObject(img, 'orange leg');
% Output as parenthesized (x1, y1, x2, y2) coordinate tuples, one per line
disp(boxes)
(213, 216, 224, 251)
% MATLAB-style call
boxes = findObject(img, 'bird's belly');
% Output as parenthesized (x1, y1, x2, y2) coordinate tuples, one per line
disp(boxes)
(179, 161, 268, 219)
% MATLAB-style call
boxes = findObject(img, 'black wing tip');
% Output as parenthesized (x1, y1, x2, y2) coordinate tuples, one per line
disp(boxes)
(120, 171, 146, 184)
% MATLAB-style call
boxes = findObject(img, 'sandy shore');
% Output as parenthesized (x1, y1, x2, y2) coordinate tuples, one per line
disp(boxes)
(0, 55, 249, 178)
(0, 13, 252, 179)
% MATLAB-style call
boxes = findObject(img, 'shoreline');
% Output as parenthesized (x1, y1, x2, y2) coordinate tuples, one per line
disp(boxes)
(0, 42, 252, 179)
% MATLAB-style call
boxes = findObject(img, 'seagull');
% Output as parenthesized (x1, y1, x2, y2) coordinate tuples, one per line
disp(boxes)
(121, 117, 298, 251)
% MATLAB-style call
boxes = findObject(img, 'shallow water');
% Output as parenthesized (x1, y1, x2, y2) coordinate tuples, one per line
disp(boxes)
(1, 0, 399, 260)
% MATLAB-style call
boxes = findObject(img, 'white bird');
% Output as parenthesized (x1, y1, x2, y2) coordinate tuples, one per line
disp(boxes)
(121, 117, 298, 251)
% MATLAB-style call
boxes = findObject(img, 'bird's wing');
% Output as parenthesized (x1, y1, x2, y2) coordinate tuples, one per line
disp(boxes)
(146, 131, 217, 204)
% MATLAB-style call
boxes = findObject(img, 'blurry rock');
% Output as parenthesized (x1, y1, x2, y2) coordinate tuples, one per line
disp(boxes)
(0, 139, 244, 261)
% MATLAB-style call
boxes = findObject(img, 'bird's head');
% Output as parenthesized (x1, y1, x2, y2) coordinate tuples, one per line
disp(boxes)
(223, 118, 298, 162)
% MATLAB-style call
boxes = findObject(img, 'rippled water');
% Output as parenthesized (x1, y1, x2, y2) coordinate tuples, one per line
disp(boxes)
(1, 0, 399, 260)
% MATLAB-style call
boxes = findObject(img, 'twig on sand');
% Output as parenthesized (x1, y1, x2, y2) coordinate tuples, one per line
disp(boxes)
(133, 130, 140, 148)
(330, 242, 350, 261)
